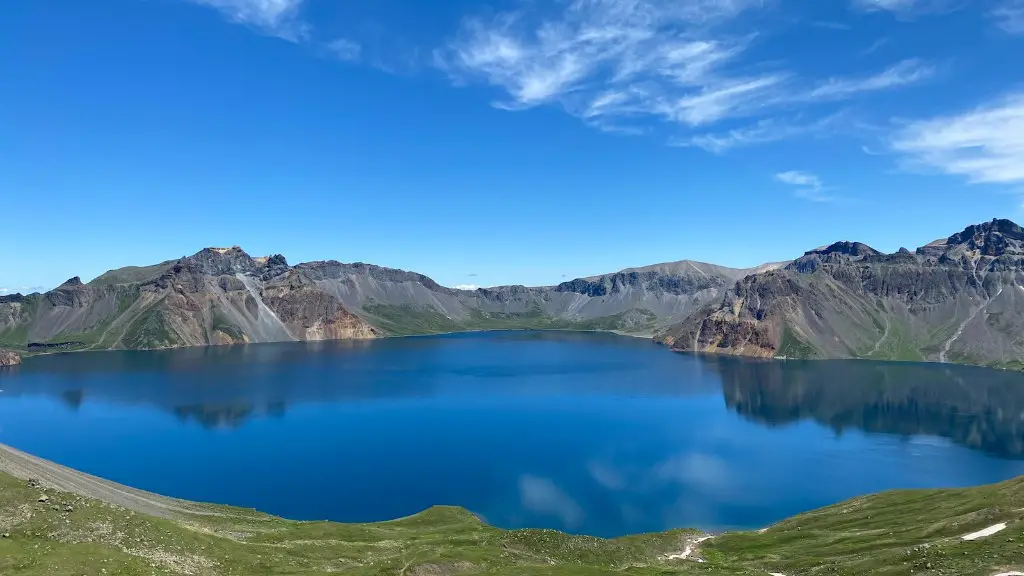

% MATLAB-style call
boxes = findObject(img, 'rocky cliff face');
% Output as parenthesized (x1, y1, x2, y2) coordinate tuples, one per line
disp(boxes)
(298, 258, 775, 336)
(0, 348, 20, 366)
(0, 247, 770, 352)
(659, 219, 1024, 369)
(0, 247, 382, 352)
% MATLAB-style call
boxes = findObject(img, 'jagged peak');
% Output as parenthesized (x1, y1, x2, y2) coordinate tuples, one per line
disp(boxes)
(946, 218, 1023, 244)
(194, 246, 248, 257)
(805, 241, 881, 258)
(59, 276, 84, 288)
(930, 218, 1024, 258)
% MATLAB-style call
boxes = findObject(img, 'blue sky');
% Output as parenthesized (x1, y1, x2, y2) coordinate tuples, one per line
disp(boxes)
(2, 0, 1023, 292)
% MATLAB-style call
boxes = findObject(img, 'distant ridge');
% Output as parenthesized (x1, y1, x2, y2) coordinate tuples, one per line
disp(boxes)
(3, 219, 1024, 369)
(658, 218, 1024, 369)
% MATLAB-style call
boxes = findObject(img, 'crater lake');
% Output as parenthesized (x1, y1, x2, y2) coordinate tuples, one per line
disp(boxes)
(1, 331, 1023, 537)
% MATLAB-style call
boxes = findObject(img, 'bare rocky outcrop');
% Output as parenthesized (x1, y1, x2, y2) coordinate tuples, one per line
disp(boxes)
(0, 349, 21, 366)
(0, 244, 773, 351)
(660, 219, 1024, 368)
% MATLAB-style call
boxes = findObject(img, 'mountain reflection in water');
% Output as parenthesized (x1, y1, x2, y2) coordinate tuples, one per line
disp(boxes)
(2, 333, 1024, 536)
(6, 342, 1023, 457)
(708, 356, 1024, 458)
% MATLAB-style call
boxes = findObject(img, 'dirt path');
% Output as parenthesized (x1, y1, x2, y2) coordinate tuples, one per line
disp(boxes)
(0, 443, 237, 520)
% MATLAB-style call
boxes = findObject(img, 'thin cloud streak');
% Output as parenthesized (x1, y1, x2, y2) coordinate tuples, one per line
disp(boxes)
(328, 38, 362, 61)
(890, 93, 1024, 184)
(994, 0, 1024, 33)
(438, 0, 933, 145)
(807, 59, 934, 101)
(188, 0, 307, 40)
(674, 112, 847, 153)
(775, 170, 837, 202)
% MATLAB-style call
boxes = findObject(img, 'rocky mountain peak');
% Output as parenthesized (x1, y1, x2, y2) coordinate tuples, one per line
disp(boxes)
(808, 241, 881, 258)
(60, 276, 84, 288)
(184, 246, 258, 276)
(943, 218, 1024, 257)
(788, 241, 881, 273)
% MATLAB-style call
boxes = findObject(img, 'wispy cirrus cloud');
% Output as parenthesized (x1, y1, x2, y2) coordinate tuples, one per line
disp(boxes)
(327, 38, 362, 61)
(437, 0, 933, 141)
(0, 286, 46, 295)
(187, 0, 307, 40)
(890, 93, 1024, 184)
(775, 170, 836, 202)
(851, 0, 955, 17)
(674, 112, 845, 153)
(807, 59, 934, 100)
(993, 0, 1024, 33)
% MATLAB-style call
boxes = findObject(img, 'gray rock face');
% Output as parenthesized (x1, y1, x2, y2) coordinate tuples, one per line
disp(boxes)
(0, 247, 777, 351)
(0, 349, 20, 366)
(660, 219, 1024, 369)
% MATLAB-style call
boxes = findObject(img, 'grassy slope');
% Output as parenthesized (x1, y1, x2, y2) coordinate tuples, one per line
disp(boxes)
(1, 470, 1023, 576)
(88, 261, 177, 287)
(361, 303, 658, 337)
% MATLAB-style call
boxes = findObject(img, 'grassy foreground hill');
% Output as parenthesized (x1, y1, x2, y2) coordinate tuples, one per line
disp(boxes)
(1, 445, 1022, 575)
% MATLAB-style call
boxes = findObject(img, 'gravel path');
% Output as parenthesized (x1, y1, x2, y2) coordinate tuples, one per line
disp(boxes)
(0, 442, 230, 520)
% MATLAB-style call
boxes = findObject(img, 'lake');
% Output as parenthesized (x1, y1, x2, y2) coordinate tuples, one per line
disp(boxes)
(2, 331, 1023, 537)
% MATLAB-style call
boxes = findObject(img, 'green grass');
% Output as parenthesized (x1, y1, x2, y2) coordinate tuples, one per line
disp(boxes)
(1, 470, 1023, 575)
(211, 309, 245, 342)
(88, 261, 177, 286)
(121, 303, 180, 349)
(778, 323, 820, 359)
(33, 291, 143, 351)
(361, 304, 659, 337)
(0, 323, 29, 351)
(362, 303, 461, 336)
(864, 320, 926, 362)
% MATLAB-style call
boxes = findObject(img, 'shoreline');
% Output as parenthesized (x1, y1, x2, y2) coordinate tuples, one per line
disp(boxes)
(2, 442, 1023, 576)
(7, 326, 1018, 374)
(5, 326, 659, 363)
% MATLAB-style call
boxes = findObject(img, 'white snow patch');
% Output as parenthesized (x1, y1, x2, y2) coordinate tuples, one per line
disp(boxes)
(663, 535, 713, 561)
(769, 573, 788, 576)
(991, 572, 1024, 576)
(961, 522, 1007, 541)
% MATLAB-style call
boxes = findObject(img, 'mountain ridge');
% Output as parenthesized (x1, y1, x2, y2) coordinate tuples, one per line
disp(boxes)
(0, 248, 772, 353)
(3, 218, 1024, 370)
(657, 218, 1024, 369)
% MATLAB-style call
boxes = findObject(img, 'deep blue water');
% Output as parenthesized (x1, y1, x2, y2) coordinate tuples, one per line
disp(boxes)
(2, 331, 1024, 537)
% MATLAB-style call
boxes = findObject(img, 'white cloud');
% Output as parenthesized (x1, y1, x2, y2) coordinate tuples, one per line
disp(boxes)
(890, 93, 1024, 184)
(453, 284, 480, 291)
(518, 475, 584, 528)
(851, 0, 953, 16)
(994, 0, 1024, 33)
(0, 286, 46, 295)
(775, 170, 836, 202)
(853, 0, 919, 11)
(675, 112, 845, 153)
(807, 59, 934, 101)
(438, 0, 932, 143)
(775, 170, 822, 188)
(188, 0, 306, 40)
(328, 38, 362, 61)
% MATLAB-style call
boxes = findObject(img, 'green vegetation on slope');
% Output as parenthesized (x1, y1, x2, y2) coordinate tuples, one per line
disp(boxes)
(362, 303, 659, 337)
(88, 261, 177, 286)
(36, 291, 142, 351)
(2, 467, 1024, 575)
(778, 323, 820, 359)
(121, 303, 180, 349)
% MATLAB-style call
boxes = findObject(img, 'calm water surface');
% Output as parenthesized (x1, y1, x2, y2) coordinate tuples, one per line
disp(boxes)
(2, 331, 1024, 537)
